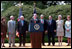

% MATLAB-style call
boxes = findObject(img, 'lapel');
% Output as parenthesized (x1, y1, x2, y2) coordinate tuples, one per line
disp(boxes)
(51, 19, 52, 25)
(23, 20, 25, 25)
(20, 20, 24, 26)
(48, 20, 53, 25)
(41, 19, 44, 24)
(33, 19, 37, 23)
(20, 21, 22, 26)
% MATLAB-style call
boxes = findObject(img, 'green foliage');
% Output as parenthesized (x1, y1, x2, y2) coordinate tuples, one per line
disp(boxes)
(5, 35, 67, 43)
(43, 5, 71, 20)
(2, 5, 71, 22)
(1, 1, 19, 12)
(1, 4, 42, 22)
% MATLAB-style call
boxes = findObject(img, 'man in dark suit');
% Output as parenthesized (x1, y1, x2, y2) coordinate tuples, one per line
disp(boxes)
(46, 15, 56, 46)
(17, 16, 28, 47)
(30, 14, 40, 23)
(40, 14, 47, 46)
(29, 14, 43, 48)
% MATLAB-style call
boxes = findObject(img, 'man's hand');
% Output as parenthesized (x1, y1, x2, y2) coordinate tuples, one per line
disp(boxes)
(16, 31, 19, 37)
(54, 30, 56, 32)
(1, 32, 3, 35)
(45, 30, 48, 34)
(45, 30, 48, 33)
(26, 31, 28, 34)
(16, 30, 19, 37)
(6, 34, 8, 39)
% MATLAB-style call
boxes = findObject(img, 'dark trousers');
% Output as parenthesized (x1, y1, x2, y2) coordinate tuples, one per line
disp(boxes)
(48, 32, 55, 45)
(42, 32, 45, 45)
(19, 32, 26, 46)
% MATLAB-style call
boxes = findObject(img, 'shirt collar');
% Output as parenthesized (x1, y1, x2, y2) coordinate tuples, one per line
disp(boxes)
(49, 19, 52, 21)
(21, 20, 24, 21)
(34, 19, 37, 21)
(41, 19, 44, 20)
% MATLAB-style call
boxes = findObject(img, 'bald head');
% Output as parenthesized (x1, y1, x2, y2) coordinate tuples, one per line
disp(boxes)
(20, 15, 24, 20)
(10, 15, 14, 20)
(40, 14, 44, 19)
(33, 13, 37, 16)
(49, 15, 52, 20)
(33, 14, 37, 19)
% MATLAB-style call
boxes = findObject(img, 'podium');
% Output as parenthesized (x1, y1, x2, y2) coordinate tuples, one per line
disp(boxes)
(29, 23, 44, 48)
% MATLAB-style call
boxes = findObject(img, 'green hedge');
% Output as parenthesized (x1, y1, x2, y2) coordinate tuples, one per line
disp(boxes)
(5, 37, 67, 43)
(1, 5, 71, 22)
(5, 33, 67, 43)
(43, 5, 71, 20)
(1, 4, 42, 22)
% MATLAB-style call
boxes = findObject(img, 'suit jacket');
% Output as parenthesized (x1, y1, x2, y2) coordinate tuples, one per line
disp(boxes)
(30, 18, 40, 23)
(46, 19, 56, 35)
(8, 20, 16, 33)
(39, 19, 47, 31)
(17, 20, 28, 33)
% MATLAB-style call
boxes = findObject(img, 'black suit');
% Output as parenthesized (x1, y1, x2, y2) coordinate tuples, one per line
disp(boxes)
(17, 20, 28, 46)
(30, 18, 40, 23)
(46, 19, 56, 45)
(39, 19, 47, 45)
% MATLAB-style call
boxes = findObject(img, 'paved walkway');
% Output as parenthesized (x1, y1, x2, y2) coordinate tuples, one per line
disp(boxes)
(1, 42, 71, 48)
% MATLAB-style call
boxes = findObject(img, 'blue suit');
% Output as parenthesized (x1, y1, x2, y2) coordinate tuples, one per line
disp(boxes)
(46, 19, 56, 45)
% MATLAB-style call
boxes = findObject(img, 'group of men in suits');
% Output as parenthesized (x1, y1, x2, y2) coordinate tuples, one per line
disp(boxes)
(7, 13, 56, 47)
(30, 14, 56, 46)
(8, 16, 28, 47)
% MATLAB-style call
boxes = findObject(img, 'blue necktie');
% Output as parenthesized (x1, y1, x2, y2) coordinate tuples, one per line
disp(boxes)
(21, 20, 24, 26)
(41, 19, 44, 24)
(49, 20, 51, 24)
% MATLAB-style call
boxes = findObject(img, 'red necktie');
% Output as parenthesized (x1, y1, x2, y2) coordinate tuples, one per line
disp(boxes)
(41, 21, 43, 23)
(34, 21, 36, 23)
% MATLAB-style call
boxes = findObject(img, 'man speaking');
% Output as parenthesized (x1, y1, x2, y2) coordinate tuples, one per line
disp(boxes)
(29, 14, 44, 48)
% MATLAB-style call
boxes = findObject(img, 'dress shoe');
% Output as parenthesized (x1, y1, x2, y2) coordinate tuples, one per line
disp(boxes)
(2, 45, 5, 47)
(67, 44, 70, 46)
(12, 45, 16, 47)
(19, 45, 21, 47)
(47, 44, 50, 46)
(9, 46, 11, 47)
(23, 45, 25, 47)
(43, 44, 46, 46)
(53, 44, 55, 46)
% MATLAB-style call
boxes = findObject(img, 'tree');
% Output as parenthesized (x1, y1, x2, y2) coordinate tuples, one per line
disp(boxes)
(2, 5, 71, 22)
(1, 4, 42, 22)
(1, 1, 20, 12)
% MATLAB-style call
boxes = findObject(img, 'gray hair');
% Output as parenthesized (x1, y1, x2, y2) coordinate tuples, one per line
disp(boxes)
(10, 15, 14, 19)
(33, 14, 37, 18)
(49, 15, 52, 17)
(40, 14, 44, 17)
(33, 13, 37, 16)
(58, 15, 62, 18)
(20, 15, 24, 18)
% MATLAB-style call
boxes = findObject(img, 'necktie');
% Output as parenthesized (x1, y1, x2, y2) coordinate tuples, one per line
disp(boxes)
(41, 19, 44, 24)
(13, 21, 14, 26)
(34, 21, 36, 23)
(21, 21, 23, 26)
(49, 20, 51, 25)
(41, 21, 43, 23)
(50, 20, 52, 24)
